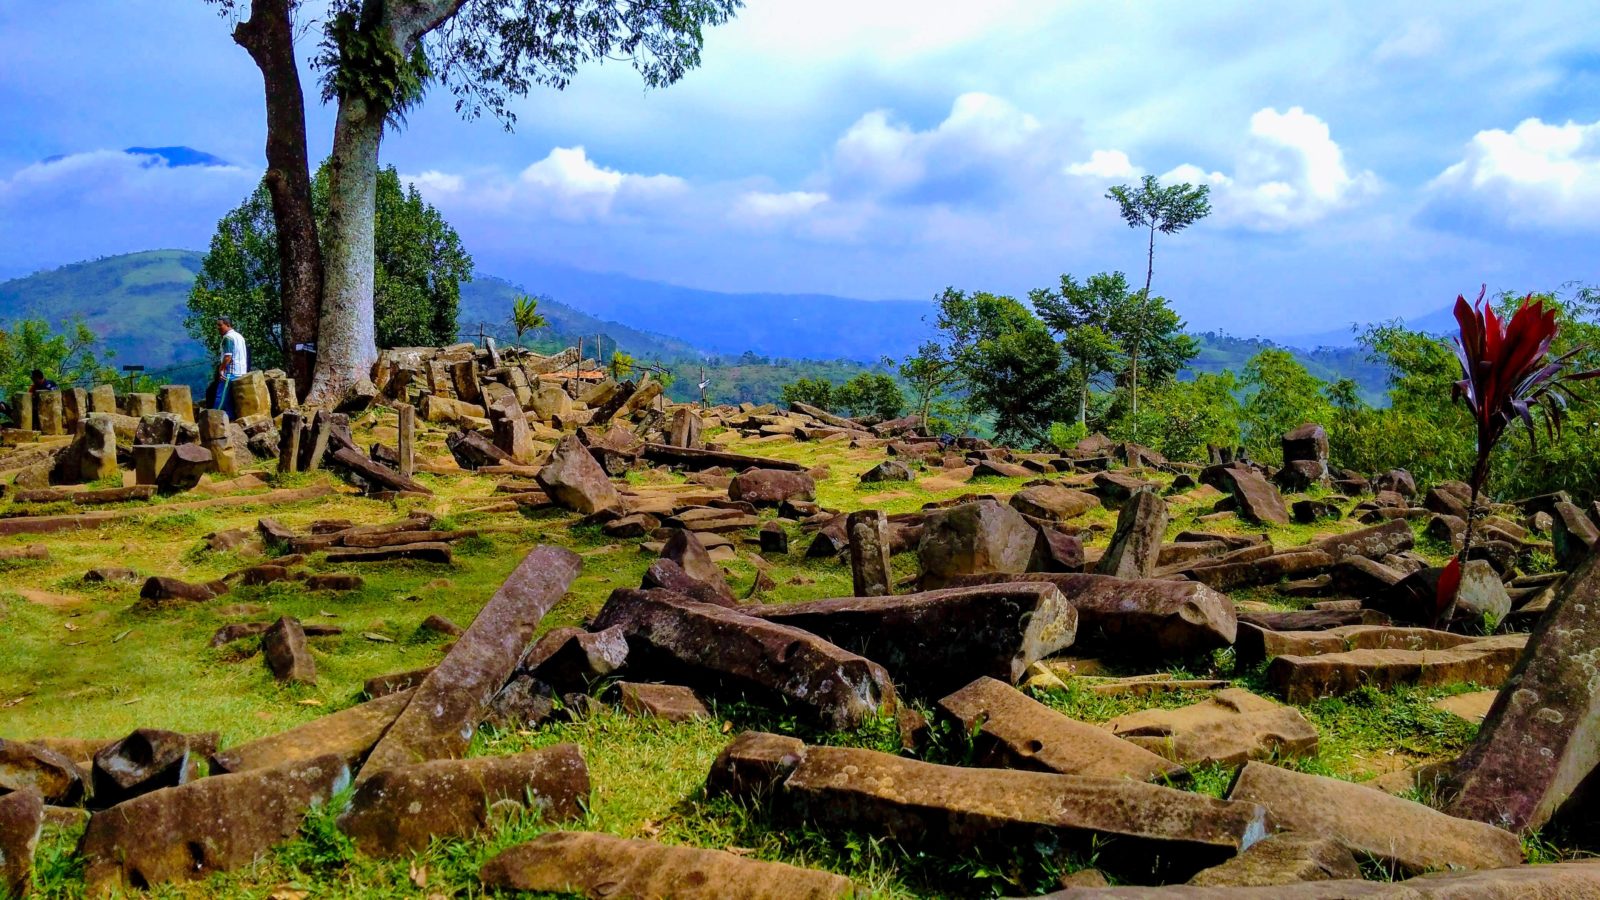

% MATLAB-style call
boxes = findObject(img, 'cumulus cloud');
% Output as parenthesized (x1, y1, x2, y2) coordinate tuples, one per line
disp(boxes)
(0, 149, 256, 272)
(406, 146, 688, 222)
(1426, 117, 1600, 231)
(732, 190, 829, 221)
(1066, 149, 1140, 180)
(1157, 107, 1379, 230)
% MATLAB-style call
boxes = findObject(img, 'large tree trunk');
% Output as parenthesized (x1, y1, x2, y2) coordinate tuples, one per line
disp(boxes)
(234, 0, 322, 399)
(306, 96, 384, 407)
(304, 0, 466, 408)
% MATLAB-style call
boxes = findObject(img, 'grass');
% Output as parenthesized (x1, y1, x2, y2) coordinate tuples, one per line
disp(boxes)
(0, 421, 1562, 896)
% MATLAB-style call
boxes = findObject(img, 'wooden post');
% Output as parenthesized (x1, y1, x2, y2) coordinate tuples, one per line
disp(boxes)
(397, 402, 415, 480)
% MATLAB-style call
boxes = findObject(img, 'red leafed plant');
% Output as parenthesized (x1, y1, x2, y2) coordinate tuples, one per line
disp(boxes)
(1436, 287, 1600, 624)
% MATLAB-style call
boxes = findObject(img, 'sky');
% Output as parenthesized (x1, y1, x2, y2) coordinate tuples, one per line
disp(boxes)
(2, 1, 1599, 341)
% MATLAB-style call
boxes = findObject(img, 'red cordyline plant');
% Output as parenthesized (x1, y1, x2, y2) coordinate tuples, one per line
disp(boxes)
(1436, 287, 1600, 623)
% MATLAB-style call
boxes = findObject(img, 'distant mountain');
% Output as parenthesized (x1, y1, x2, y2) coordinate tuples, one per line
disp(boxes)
(1188, 332, 1390, 403)
(457, 275, 702, 362)
(1271, 305, 1456, 348)
(499, 260, 938, 362)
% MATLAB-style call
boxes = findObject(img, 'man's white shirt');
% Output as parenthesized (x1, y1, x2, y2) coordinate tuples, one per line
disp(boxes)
(222, 329, 248, 376)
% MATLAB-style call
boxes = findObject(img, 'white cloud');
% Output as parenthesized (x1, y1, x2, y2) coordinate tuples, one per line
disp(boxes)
(1427, 117, 1600, 230)
(1157, 107, 1379, 230)
(407, 147, 689, 223)
(828, 92, 1044, 201)
(1066, 149, 1141, 180)
(732, 190, 829, 220)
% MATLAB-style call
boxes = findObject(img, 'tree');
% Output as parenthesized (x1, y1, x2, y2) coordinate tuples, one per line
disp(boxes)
(0, 318, 118, 399)
(208, 0, 323, 397)
(1032, 272, 1137, 425)
(780, 377, 835, 410)
(186, 164, 472, 367)
(833, 372, 904, 420)
(936, 287, 1070, 447)
(293, 0, 740, 405)
(608, 349, 636, 381)
(1239, 349, 1334, 462)
(509, 293, 549, 346)
(898, 341, 960, 428)
(1106, 174, 1211, 419)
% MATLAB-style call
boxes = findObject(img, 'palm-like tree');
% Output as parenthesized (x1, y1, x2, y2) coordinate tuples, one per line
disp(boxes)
(509, 293, 549, 347)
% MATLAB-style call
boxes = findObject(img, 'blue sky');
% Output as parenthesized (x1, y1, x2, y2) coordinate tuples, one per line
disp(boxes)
(2, 1, 1599, 340)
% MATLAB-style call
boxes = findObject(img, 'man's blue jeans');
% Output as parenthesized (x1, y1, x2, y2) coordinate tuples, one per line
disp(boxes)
(214, 373, 237, 418)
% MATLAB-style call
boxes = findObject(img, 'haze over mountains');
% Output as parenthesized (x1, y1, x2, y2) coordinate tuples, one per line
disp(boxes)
(0, 247, 1415, 400)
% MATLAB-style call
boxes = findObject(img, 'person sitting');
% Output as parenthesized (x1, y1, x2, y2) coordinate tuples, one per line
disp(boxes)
(29, 369, 57, 393)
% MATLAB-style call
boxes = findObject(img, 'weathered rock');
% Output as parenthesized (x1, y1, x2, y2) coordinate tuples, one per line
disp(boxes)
(1551, 500, 1599, 569)
(759, 521, 789, 555)
(1096, 490, 1169, 579)
(1012, 484, 1098, 522)
(860, 459, 914, 483)
(706, 731, 809, 799)
(262, 616, 316, 684)
(1220, 467, 1291, 525)
(359, 545, 582, 778)
(528, 626, 630, 691)
(1106, 688, 1318, 768)
(1187, 832, 1359, 888)
(0, 738, 84, 805)
(1310, 519, 1415, 562)
(918, 498, 1037, 589)
(592, 589, 896, 729)
(76, 413, 120, 482)
(0, 788, 44, 898)
(938, 677, 1183, 781)
(90, 728, 201, 808)
(80, 754, 350, 892)
(324, 541, 452, 564)
(1292, 499, 1342, 523)
(535, 434, 622, 515)
(1267, 635, 1527, 703)
(480, 831, 856, 899)
(848, 509, 893, 597)
(1446, 548, 1600, 833)
(1235, 623, 1478, 665)
(942, 573, 1237, 657)
(1188, 549, 1334, 592)
(619, 682, 711, 722)
(1453, 558, 1512, 626)
(781, 746, 1269, 882)
(728, 468, 816, 506)
(641, 443, 807, 472)
(751, 583, 1078, 697)
(1228, 761, 1523, 875)
(657, 528, 734, 602)
(338, 744, 588, 857)
(210, 690, 413, 773)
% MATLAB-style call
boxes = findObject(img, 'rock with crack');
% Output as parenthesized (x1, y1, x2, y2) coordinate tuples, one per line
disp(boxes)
(535, 434, 622, 515)
(359, 546, 581, 778)
(592, 588, 897, 730)
(1186, 832, 1359, 888)
(917, 498, 1038, 589)
(1227, 761, 1523, 875)
(1220, 467, 1290, 525)
(1267, 634, 1528, 704)
(749, 583, 1078, 697)
(937, 677, 1183, 781)
(1105, 688, 1318, 768)
(338, 744, 588, 857)
(1096, 490, 1169, 578)
(480, 831, 856, 899)
(80, 754, 351, 892)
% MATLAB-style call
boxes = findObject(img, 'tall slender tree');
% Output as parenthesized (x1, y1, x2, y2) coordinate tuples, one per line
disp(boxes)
(1106, 175, 1211, 419)
(209, 0, 324, 397)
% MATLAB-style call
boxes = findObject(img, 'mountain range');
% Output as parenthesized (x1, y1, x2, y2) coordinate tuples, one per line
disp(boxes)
(0, 248, 1406, 401)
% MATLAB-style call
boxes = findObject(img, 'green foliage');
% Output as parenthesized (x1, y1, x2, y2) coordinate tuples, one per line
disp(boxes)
(1107, 175, 1213, 242)
(1047, 420, 1088, 453)
(509, 293, 549, 346)
(317, 8, 431, 116)
(609, 349, 637, 380)
(1239, 349, 1335, 462)
(0, 317, 118, 399)
(834, 372, 905, 419)
(186, 163, 472, 367)
(936, 287, 1070, 447)
(898, 341, 960, 426)
(1110, 372, 1242, 461)
(780, 376, 836, 410)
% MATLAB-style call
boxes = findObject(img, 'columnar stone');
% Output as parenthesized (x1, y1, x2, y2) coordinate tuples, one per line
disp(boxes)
(164, 443, 214, 489)
(262, 617, 316, 684)
(199, 408, 237, 475)
(277, 410, 303, 474)
(489, 397, 536, 465)
(1228, 761, 1523, 874)
(1267, 634, 1527, 704)
(157, 384, 194, 423)
(753, 584, 1079, 697)
(88, 383, 117, 414)
(728, 468, 816, 506)
(300, 411, 332, 471)
(1551, 500, 1599, 569)
(396, 402, 415, 480)
(12, 390, 31, 432)
(1106, 688, 1319, 768)
(210, 690, 413, 773)
(1096, 489, 1169, 578)
(35, 389, 63, 435)
(536, 434, 621, 515)
(669, 407, 703, 449)
(338, 745, 588, 857)
(1446, 549, 1600, 834)
(78, 413, 120, 482)
(0, 739, 85, 805)
(449, 358, 481, 403)
(1187, 832, 1360, 887)
(1281, 423, 1329, 475)
(530, 382, 573, 422)
(80, 754, 350, 892)
(62, 387, 87, 431)
(90, 729, 201, 808)
(848, 509, 893, 597)
(360, 546, 582, 778)
(481, 832, 857, 899)
(264, 370, 297, 415)
(133, 444, 175, 486)
(937, 677, 1183, 781)
(917, 498, 1037, 589)
(123, 392, 157, 418)
(0, 788, 44, 898)
(1221, 466, 1291, 525)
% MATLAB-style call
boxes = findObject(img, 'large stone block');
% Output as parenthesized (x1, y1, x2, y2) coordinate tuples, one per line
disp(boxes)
(918, 498, 1037, 589)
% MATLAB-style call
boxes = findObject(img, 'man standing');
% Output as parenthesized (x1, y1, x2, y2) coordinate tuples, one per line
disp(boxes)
(214, 316, 248, 416)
